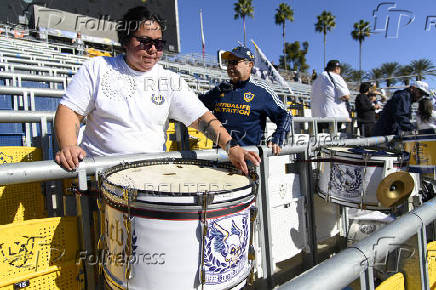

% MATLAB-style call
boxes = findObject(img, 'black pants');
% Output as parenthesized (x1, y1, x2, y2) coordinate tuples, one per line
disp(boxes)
(358, 122, 375, 137)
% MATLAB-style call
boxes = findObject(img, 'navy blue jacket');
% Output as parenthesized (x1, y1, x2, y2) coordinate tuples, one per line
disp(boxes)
(373, 88, 414, 136)
(199, 78, 292, 146)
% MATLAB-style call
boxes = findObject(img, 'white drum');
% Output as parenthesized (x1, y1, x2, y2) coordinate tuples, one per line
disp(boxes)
(98, 159, 258, 290)
(317, 147, 408, 210)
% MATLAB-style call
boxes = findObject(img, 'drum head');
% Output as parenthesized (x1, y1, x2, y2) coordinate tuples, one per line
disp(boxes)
(99, 159, 258, 210)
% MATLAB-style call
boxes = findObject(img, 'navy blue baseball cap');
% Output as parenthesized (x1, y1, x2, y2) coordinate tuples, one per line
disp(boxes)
(222, 46, 255, 61)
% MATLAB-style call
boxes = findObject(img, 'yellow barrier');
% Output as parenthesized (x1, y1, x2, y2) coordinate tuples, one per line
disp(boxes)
(0, 147, 46, 225)
(0, 217, 79, 284)
(86, 48, 112, 57)
(165, 123, 213, 152)
(376, 273, 404, 290)
(0, 263, 84, 289)
(428, 241, 436, 289)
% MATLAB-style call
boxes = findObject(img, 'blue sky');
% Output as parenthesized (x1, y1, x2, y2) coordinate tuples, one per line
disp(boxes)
(177, 0, 436, 88)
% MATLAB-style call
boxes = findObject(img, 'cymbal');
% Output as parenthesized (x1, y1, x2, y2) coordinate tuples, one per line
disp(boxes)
(376, 171, 415, 208)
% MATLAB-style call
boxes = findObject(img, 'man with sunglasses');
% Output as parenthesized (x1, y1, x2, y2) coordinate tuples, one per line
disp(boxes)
(199, 46, 292, 155)
(54, 6, 260, 174)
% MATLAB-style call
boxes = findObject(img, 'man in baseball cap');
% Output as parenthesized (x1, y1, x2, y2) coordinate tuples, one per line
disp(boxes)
(221, 46, 255, 62)
(373, 80, 430, 135)
(198, 46, 292, 155)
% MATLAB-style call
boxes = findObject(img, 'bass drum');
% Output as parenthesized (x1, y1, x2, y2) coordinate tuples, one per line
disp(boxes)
(98, 159, 258, 290)
(317, 147, 408, 210)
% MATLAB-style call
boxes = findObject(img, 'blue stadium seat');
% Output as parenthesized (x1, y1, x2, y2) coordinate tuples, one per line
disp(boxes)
(0, 95, 13, 110)
(0, 123, 24, 134)
(35, 97, 60, 111)
(0, 134, 24, 146)
(21, 81, 49, 89)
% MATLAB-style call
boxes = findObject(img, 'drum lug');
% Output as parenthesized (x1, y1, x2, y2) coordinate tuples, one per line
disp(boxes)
(197, 192, 215, 206)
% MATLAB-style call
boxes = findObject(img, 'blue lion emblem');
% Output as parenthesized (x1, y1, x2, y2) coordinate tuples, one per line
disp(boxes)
(210, 221, 243, 265)
(203, 213, 249, 285)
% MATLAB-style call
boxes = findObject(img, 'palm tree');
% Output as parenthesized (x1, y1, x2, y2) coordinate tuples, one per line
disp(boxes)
(409, 58, 436, 81)
(351, 20, 371, 73)
(340, 63, 354, 82)
(275, 3, 294, 72)
(315, 11, 336, 68)
(369, 68, 383, 87)
(350, 70, 368, 83)
(379, 62, 400, 87)
(397, 65, 413, 86)
(234, 0, 254, 46)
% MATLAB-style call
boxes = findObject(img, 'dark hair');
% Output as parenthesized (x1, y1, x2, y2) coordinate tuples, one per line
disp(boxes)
(117, 6, 166, 47)
(325, 59, 340, 71)
(359, 82, 371, 94)
(417, 98, 433, 123)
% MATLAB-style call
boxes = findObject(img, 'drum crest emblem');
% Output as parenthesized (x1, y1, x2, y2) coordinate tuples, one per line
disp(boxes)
(151, 94, 165, 105)
(329, 164, 363, 198)
(204, 213, 249, 285)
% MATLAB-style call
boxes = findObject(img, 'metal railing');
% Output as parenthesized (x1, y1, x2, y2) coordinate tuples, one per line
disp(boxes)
(0, 133, 396, 289)
(279, 196, 436, 290)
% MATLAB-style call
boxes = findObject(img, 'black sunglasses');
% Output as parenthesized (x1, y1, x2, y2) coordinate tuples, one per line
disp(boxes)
(226, 59, 246, 66)
(132, 36, 166, 51)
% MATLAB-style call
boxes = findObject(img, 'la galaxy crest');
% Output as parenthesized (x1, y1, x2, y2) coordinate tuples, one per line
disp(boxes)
(151, 94, 165, 105)
(243, 92, 254, 103)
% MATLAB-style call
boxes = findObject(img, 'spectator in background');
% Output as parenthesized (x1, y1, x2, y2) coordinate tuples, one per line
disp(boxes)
(311, 69, 317, 81)
(72, 32, 85, 55)
(310, 59, 350, 133)
(416, 97, 436, 132)
(199, 46, 292, 155)
(355, 83, 380, 137)
(373, 81, 430, 136)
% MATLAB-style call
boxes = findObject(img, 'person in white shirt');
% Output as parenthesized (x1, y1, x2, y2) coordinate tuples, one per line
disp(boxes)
(416, 97, 436, 131)
(54, 6, 260, 174)
(72, 32, 85, 56)
(310, 59, 350, 132)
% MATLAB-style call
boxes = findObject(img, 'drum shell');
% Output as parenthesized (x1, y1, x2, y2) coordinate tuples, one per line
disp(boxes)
(317, 147, 407, 210)
(99, 159, 257, 290)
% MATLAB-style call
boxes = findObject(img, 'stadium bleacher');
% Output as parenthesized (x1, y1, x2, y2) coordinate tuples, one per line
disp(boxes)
(0, 34, 314, 159)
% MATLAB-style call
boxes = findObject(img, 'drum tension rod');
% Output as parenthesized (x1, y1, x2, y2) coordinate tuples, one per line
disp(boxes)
(199, 190, 214, 289)
(247, 207, 258, 285)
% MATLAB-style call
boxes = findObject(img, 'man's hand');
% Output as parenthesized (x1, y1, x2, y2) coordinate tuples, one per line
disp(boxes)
(227, 146, 261, 175)
(55, 145, 86, 171)
(267, 141, 281, 155)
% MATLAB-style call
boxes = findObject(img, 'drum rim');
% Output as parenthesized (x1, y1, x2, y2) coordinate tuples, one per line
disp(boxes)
(320, 146, 405, 157)
(102, 189, 255, 212)
(317, 191, 390, 211)
(99, 158, 258, 198)
(319, 146, 409, 164)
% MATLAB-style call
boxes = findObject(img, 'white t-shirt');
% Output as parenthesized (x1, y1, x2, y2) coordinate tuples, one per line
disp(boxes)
(310, 71, 350, 118)
(60, 55, 208, 156)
